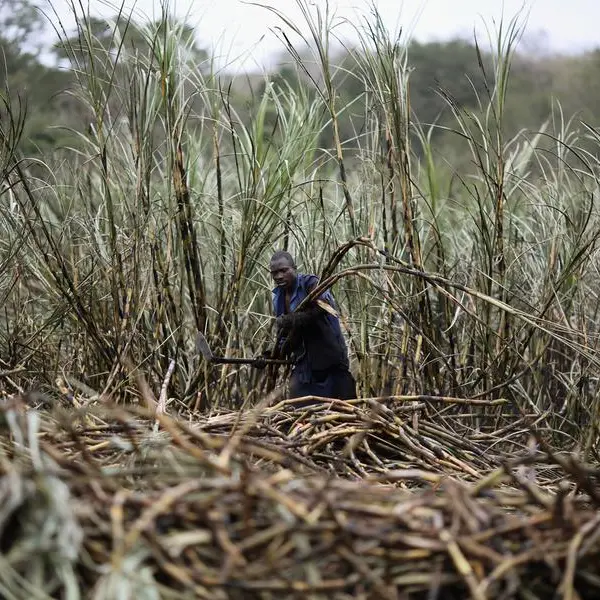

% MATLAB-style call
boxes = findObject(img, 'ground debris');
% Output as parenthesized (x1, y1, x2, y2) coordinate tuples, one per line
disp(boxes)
(0, 397, 599, 599)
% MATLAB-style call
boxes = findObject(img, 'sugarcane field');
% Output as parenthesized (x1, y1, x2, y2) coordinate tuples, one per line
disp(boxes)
(1, 1, 600, 598)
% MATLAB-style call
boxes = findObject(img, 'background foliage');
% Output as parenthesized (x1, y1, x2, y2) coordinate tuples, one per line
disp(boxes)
(1, 0, 600, 456)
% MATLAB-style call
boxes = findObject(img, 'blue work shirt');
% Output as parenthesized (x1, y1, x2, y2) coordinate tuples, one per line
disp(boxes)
(272, 273, 349, 382)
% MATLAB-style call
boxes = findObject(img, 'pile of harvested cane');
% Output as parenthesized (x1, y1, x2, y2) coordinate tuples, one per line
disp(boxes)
(194, 396, 523, 481)
(1, 395, 599, 599)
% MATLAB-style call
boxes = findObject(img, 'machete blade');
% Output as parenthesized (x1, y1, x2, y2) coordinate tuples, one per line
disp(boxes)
(195, 331, 214, 361)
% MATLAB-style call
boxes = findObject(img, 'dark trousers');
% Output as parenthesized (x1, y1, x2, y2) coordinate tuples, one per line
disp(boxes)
(289, 367, 357, 401)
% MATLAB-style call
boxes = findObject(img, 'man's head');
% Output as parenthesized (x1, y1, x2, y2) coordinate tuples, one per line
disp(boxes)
(270, 250, 297, 290)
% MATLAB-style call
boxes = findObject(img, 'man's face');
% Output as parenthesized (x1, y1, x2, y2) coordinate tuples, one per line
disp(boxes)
(270, 257, 296, 290)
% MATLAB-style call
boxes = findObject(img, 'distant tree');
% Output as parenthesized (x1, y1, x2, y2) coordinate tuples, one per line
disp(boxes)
(0, 0, 46, 52)
(0, 0, 47, 87)
(0, 0, 73, 155)
(406, 39, 491, 125)
(53, 15, 209, 69)
(50, 13, 212, 139)
(550, 50, 600, 123)
(503, 53, 554, 133)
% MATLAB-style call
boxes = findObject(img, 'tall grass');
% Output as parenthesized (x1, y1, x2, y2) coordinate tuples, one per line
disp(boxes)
(1, 1, 600, 452)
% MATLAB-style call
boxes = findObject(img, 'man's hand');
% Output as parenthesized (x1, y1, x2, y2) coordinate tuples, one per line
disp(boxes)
(252, 350, 272, 370)
(276, 313, 296, 332)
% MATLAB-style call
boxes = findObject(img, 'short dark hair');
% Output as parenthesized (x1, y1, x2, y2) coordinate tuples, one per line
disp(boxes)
(270, 250, 296, 267)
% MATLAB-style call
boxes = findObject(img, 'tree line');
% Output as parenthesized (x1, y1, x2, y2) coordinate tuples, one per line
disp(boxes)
(2, 0, 599, 160)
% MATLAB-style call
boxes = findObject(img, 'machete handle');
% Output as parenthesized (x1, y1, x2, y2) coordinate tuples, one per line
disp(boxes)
(210, 357, 291, 366)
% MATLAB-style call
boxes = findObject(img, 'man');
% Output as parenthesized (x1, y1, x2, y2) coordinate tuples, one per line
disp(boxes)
(260, 250, 356, 401)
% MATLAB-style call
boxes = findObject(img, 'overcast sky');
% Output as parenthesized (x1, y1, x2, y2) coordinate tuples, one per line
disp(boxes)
(46, 0, 600, 70)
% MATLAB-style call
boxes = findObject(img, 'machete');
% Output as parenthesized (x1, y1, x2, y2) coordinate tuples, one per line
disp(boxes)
(195, 332, 291, 366)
